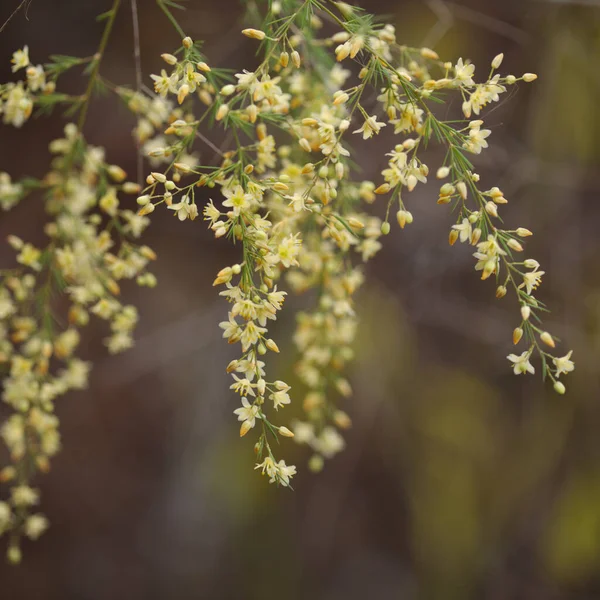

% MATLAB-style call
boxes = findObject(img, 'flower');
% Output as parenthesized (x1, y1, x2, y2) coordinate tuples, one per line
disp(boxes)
(222, 185, 252, 216)
(553, 351, 574, 378)
(463, 126, 491, 154)
(11, 46, 29, 72)
(353, 115, 385, 139)
(520, 269, 545, 296)
(168, 195, 197, 221)
(452, 218, 472, 243)
(507, 351, 535, 375)
(150, 69, 178, 97)
(233, 397, 259, 430)
(453, 58, 475, 85)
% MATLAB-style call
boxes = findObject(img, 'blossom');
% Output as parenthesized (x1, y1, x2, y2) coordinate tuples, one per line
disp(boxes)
(353, 115, 385, 139)
(463, 126, 491, 154)
(553, 351, 574, 378)
(520, 268, 545, 296)
(150, 69, 178, 97)
(222, 185, 252, 216)
(452, 218, 472, 243)
(11, 46, 29, 72)
(168, 195, 198, 221)
(233, 397, 259, 429)
(453, 58, 475, 86)
(507, 351, 535, 375)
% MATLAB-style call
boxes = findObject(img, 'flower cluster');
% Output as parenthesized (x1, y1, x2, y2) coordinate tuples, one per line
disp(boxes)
(0, 0, 576, 561)
(0, 41, 155, 562)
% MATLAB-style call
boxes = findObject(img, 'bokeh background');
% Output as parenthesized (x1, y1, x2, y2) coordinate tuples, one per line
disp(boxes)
(1, 0, 600, 598)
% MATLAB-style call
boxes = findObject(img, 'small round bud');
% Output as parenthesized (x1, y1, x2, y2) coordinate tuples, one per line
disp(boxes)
(381, 221, 391, 235)
(522, 73, 538, 82)
(554, 381, 566, 395)
(182, 37, 193, 48)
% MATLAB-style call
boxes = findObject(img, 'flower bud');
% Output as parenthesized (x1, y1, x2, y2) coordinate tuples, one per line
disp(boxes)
(513, 327, 523, 345)
(521, 305, 531, 321)
(516, 227, 533, 237)
(554, 381, 566, 395)
(491, 53, 504, 69)
(540, 331, 555, 348)
(278, 426, 295, 438)
(161, 53, 178, 65)
(242, 28, 266, 40)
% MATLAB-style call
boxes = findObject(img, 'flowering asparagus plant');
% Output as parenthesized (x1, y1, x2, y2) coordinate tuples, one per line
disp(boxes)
(0, 0, 575, 562)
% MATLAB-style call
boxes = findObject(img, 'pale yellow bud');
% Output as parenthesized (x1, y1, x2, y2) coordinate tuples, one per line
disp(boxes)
(540, 331, 555, 348)
(420, 47, 439, 60)
(522, 73, 538, 82)
(485, 201, 498, 217)
(279, 51, 289, 67)
(507, 238, 523, 252)
(299, 138, 312, 152)
(496, 285, 507, 298)
(516, 227, 533, 237)
(197, 61, 211, 72)
(216, 104, 229, 121)
(513, 327, 523, 345)
(374, 183, 390, 194)
(161, 53, 178, 65)
(471, 228, 482, 245)
(266, 338, 280, 353)
(491, 53, 504, 69)
(333, 410, 352, 429)
(182, 36, 193, 48)
(242, 28, 266, 40)
(521, 305, 531, 321)
(240, 420, 253, 437)
(436, 166, 450, 179)
(278, 426, 295, 438)
(554, 381, 566, 395)
(449, 229, 459, 246)
(291, 50, 301, 68)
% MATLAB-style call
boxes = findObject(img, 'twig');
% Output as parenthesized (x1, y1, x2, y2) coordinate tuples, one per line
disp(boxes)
(0, 0, 31, 34)
(130, 0, 144, 186)
(77, 0, 122, 131)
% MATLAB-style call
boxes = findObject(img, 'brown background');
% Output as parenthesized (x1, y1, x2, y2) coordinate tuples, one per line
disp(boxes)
(1, 0, 600, 598)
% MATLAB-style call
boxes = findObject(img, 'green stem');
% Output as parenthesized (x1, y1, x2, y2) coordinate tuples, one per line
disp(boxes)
(77, 0, 122, 131)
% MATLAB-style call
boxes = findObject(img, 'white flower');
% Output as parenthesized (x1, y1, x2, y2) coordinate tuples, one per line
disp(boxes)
(507, 351, 535, 375)
(454, 58, 475, 86)
(168, 195, 197, 221)
(222, 185, 252, 216)
(463, 127, 491, 154)
(271, 388, 291, 409)
(520, 269, 545, 296)
(452, 218, 472, 243)
(275, 460, 296, 486)
(11, 46, 29, 72)
(553, 351, 574, 378)
(353, 115, 385, 139)
(233, 397, 259, 428)
(150, 69, 178, 97)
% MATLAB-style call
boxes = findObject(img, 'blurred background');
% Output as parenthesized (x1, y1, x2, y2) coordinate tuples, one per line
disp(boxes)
(1, 0, 600, 598)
